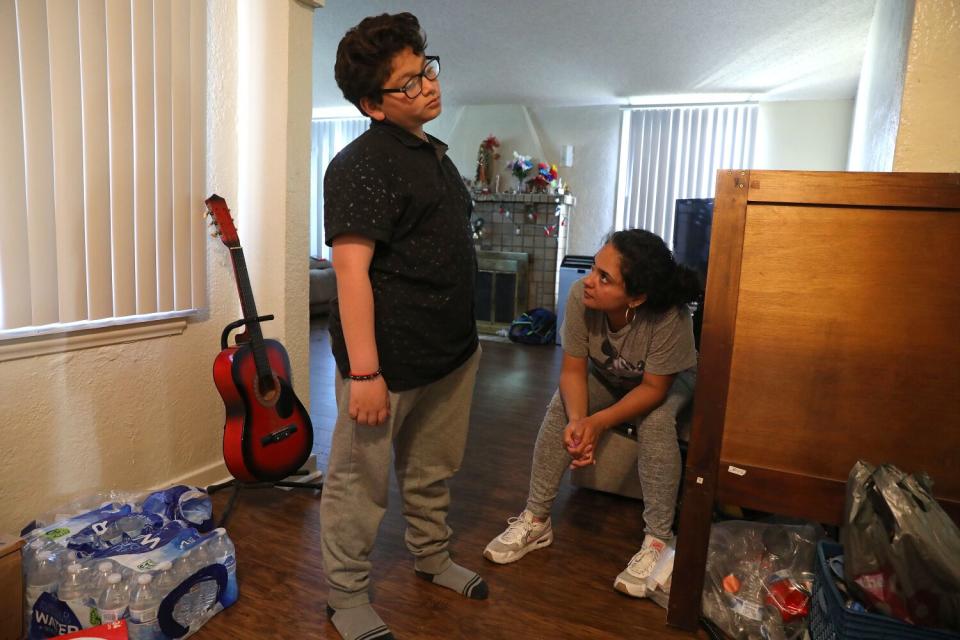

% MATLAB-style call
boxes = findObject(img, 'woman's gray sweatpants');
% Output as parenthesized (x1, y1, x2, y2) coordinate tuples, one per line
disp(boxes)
(525, 368, 696, 539)
(320, 346, 481, 609)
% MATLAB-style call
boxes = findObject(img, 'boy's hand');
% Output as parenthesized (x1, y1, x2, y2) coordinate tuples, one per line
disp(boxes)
(349, 377, 391, 426)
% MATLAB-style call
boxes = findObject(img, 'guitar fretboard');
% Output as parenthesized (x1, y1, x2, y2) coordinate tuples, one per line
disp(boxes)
(229, 246, 273, 386)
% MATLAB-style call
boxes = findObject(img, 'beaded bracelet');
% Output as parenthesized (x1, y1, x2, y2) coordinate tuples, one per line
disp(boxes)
(348, 367, 382, 381)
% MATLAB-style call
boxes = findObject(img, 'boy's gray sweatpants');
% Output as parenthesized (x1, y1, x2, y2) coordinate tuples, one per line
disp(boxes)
(320, 346, 481, 609)
(525, 368, 696, 539)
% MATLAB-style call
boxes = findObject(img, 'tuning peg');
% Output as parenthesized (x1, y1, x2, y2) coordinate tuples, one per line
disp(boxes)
(210, 230, 221, 238)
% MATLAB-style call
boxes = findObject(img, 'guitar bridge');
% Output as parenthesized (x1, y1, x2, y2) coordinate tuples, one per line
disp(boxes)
(261, 424, 298, 447)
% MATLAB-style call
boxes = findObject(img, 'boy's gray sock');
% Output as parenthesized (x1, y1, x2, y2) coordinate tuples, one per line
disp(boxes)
(326, 604, 394, 640)
(415, 561, 489, 600)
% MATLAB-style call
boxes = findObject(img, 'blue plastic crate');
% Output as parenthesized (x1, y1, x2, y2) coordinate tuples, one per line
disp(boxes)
(810, 541, 960, 640)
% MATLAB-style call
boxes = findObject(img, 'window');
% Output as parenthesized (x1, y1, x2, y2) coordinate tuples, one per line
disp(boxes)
(310, 116, 369, 258)
(0, 0, 205, 341)
(615, 104, 758, 246)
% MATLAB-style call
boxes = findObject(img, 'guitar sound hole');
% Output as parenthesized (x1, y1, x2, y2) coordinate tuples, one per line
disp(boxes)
(276, 382, 294, 419)
(255, 375, 280, 406)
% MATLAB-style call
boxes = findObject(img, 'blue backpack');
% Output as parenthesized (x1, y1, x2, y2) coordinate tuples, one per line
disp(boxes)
(508, 308, 557, 345)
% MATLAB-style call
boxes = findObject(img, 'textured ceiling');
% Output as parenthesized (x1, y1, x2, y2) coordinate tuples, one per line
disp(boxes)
(312, 0, 878, 109)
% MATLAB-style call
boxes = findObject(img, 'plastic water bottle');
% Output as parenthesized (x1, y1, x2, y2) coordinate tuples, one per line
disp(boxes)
(152, 561, 177, 598)
(92, 560, 115, 596)
(58, 562, 94, 629)
(118, 514, 149, 538)
(59, 562, 89, 603)
(128, 573, 161, 640)
(97, 572, 128, 623)
(191, 541, 212, 571)
(173, 549, 196, 581)
(171, 551, 198, 624)
(97, 520, 124, 547)
(208, 531, 238, 604)
(188, 539, 219, 618)
(24, 544, 60, 630)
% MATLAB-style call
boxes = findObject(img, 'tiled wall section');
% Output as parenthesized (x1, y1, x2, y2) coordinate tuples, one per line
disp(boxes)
(471, 193, 575, 312)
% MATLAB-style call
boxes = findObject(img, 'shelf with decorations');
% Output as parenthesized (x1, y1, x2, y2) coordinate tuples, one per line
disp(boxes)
(469, 190, 575, 327)
(472, 192, 576, 207)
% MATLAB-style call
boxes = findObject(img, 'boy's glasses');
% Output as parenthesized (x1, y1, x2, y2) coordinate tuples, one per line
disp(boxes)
(381, 56, 440, 99)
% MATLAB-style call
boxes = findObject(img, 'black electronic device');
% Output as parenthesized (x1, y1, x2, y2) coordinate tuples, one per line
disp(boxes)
(672, 198, 714, 284)
(672, 198, 714, 349)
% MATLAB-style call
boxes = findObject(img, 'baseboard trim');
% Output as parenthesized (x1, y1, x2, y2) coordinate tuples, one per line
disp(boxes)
(164, 460, 233, 491)
(159, 454, 322, 492)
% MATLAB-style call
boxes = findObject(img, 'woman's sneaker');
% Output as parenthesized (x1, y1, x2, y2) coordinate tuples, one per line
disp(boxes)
(613, 534, 671, 597)
(483, 510, 553, 564)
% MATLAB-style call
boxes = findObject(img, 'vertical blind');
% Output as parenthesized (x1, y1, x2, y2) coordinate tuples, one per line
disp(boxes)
(615, 104, 758, 246)
(310, 117, 369, 258)
(0, 0, 205, 334)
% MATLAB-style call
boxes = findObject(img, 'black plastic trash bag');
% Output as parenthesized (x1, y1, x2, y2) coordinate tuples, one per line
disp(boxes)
(840, 460, 960, 632)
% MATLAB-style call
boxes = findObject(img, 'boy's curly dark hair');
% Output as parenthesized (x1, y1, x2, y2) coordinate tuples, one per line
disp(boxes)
(607, 229, 703, 313)
(334, 12, 427, 116)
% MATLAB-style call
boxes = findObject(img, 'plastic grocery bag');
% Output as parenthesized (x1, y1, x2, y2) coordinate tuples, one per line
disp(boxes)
(701, 520, 821, 640)
(840, 460, 960, 632)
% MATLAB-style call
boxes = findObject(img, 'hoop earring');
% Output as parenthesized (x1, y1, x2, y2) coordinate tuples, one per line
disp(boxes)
(625, 306, 637, 325)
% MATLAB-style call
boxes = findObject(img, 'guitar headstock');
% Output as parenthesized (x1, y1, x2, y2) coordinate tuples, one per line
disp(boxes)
(205, 194, 240, 248)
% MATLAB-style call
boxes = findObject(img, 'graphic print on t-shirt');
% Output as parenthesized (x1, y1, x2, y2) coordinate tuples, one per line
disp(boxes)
(590, 336, 645, 391)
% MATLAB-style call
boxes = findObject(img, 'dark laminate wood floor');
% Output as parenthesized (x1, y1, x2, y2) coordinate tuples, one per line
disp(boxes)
(198, 317, 705, 639)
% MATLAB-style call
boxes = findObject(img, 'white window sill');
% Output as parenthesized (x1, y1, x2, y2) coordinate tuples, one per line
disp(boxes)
(0, 310, 198, 363)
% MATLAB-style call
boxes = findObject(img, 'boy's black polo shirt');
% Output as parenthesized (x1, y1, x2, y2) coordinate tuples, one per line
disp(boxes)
(324, 120, 478, 391)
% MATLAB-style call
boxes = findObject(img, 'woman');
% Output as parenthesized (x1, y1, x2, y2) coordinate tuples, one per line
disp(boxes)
(483, 229, 701, 598)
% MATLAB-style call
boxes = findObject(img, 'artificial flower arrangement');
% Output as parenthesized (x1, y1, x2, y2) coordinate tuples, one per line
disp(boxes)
(526, 162, 559, 193)
(474, 134, 501, 189)
(506, 152, 535, 191)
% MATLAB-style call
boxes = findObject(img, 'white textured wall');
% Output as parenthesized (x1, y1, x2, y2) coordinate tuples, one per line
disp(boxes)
(754, 100, 854, 170)
(285, 2, 314, 381)
(529, 106, 621, 255)
(236, 0, 313, 385)
(0, 0, 313, 535)
(847, 0, 915, 171)
(893, 0, 960, 172)
(437, 104, 547, 191)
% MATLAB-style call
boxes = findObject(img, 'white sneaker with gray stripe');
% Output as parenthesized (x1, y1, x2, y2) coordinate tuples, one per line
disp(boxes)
(483, 510, 553, 564)
(613, 534, 670, 597)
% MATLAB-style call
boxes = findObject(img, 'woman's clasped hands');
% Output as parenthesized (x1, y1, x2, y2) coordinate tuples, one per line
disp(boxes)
(563, 417, 605, 469)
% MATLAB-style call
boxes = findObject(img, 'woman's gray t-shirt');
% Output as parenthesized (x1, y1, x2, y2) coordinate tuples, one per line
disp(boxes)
(561, 279, 697, 393)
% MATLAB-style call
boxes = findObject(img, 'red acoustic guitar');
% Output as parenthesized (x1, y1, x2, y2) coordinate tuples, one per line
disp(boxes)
(206, 194, 313, 483)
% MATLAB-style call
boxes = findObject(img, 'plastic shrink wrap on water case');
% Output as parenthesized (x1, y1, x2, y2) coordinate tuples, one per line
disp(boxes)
(19, 485, 238, 640)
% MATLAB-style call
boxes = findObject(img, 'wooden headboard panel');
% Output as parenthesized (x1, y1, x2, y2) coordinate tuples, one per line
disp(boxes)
(667, 170, 960, 631)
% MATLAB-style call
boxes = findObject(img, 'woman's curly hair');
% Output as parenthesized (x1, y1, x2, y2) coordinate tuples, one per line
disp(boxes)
(608, 229, 702, 313)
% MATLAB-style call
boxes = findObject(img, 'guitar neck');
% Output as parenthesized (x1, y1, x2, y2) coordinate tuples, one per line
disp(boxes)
(228, 247, 272, 382)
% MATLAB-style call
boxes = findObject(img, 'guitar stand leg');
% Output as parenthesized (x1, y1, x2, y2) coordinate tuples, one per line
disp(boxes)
(207, 479, 238, 495)
(206, 471, 324, 529)
(218, 483, 243, 529)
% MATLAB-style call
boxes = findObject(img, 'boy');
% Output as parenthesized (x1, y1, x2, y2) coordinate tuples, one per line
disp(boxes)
(319, 12, 486, 640)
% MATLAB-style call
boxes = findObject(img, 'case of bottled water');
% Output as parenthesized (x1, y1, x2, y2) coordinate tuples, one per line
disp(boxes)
(20, 485, 238, 640)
